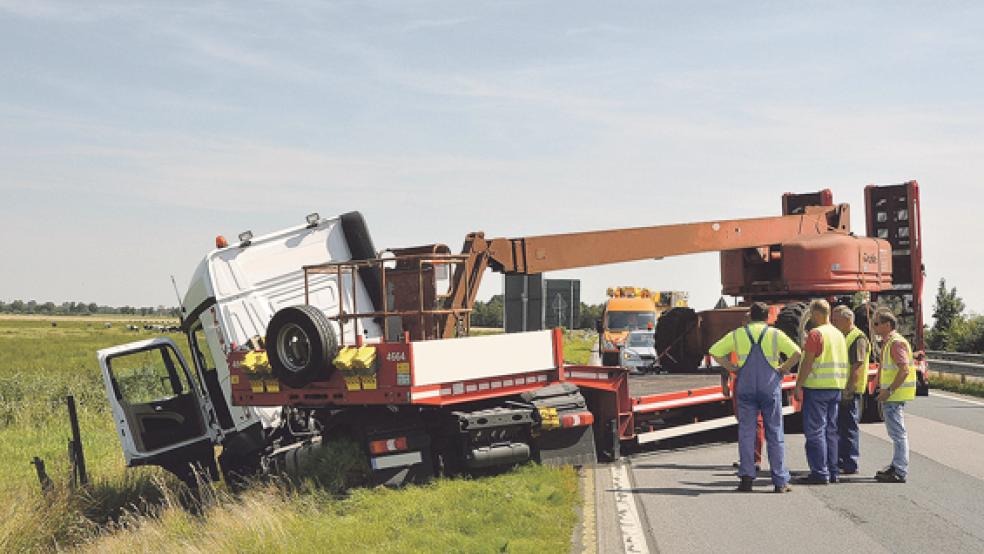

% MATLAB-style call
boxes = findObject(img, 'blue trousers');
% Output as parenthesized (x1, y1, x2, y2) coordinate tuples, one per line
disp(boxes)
(883, 401, 909, 477)
(737, 390, 789, 486)
(837, 395, 861, 473)
(802, 388, 841, 481)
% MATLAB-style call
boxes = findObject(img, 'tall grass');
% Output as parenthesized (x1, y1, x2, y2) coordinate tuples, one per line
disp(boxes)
(82, 464, 577, 554)
(0, 319, 579, 553)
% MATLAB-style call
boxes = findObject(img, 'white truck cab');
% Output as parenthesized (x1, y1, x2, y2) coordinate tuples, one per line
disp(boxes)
(98, 212, 382, 480)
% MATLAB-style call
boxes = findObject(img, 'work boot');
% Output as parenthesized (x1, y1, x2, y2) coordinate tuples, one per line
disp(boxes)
(794, 474, 828, 485)
(736, 477, 754, 492)
(874, 467, 906, 483)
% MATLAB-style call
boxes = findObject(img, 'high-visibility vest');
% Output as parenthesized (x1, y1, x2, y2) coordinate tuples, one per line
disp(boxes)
(732, 324, 782, 369)
(845, 327, 871, 394)
(803, 323, 849, 389)
(879, 331, 917, 402)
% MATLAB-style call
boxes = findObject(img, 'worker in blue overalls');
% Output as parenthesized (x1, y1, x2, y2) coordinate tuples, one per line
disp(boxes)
(710, 302, 802, 493)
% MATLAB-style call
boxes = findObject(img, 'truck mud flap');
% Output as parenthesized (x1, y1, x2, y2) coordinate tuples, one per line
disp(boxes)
(367, 432, 434, 487)
(524, 383, 598, 466)
(533, 425, 597, 467)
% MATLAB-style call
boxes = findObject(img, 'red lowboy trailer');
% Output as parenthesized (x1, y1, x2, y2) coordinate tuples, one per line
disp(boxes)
(98, 182, 927, 485)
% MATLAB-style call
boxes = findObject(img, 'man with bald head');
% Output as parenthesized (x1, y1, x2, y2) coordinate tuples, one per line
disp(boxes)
(832, 305, 870, 475)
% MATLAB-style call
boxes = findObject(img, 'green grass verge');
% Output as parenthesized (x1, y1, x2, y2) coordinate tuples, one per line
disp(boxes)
(0, 319, 580, 553)
(562, 330, 596, 365)
(79, 464, 577, 554)
(931, 375, 984, 398)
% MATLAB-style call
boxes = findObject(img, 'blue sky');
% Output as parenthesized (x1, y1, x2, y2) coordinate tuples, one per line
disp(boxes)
(1, 1, 982, 315)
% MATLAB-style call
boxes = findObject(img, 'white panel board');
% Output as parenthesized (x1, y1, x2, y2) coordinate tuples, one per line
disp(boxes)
(412, 330, 556, 386)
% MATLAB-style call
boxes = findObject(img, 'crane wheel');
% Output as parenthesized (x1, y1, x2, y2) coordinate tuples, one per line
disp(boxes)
(775, 302, 816, 348)
(266, 305, 339, 388)
(655, 307, 702, 373)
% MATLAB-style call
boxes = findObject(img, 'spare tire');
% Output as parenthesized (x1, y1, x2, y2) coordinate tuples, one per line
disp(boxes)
(266, 305, 339, 388)
(655, 307, 702, 373)
(775, 301, 815, 348)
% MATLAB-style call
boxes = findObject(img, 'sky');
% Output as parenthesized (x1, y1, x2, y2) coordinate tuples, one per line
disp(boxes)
(1, 1, 982, 317)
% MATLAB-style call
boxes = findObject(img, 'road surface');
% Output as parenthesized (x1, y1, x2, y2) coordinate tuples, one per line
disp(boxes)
(584, 390, 984, 553)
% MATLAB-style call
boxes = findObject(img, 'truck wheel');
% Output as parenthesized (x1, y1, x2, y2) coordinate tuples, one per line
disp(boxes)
(655, 307, 701, 372)
(852, 303, 881, 362)
(775, 302, 815, 347)
(860, 391, 884, 423)
(266, 305, 338, 388)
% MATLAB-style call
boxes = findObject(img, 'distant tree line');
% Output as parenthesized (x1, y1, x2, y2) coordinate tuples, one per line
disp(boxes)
(926, 279, 984, 353)
(469, 294, 605, 330)
(0, 299, 180, 318)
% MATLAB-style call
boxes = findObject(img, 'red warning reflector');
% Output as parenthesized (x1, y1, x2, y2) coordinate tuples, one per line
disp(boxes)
(560, 412, 594, 428)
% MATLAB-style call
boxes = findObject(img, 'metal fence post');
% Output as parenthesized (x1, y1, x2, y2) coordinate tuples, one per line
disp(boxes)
(66, 395, 88, 486)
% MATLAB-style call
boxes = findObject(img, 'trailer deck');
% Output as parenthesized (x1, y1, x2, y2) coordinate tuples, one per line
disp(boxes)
(627, 372, 724, 396)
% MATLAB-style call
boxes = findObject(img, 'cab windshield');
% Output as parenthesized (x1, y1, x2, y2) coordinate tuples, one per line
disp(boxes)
(606, 311, 656, 332)
(628, 332, 655, 347)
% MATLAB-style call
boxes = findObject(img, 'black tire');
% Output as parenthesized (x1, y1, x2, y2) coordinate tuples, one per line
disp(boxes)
(266, 305, 338, 388)
(340, 211, 382, 315)
(860, 391, 884, 423)
(601, 351, 620, 367)
(852, 302, 881, 363)
(655, 307, 702, 373)
(775, 301, 816, 348)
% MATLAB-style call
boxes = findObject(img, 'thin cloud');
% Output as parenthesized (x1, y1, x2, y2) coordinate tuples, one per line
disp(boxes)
(400, 16, 475, 33)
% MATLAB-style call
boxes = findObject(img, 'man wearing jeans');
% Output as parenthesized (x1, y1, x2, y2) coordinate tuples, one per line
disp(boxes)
(794, 299, 849, 485)
(873, 310, 916, 483)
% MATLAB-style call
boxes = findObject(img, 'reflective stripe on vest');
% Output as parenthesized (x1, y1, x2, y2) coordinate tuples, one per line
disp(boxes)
(733, 325, 780, 368)
(803, 323, 849, 389)
(845, 327, 871, 394)
(880, 332, 917, 402)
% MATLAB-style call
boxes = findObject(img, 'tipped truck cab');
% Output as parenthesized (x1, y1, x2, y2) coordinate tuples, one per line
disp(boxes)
(98, 212, 382, 481)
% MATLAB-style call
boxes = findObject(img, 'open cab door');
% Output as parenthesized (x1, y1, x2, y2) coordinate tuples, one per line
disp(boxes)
(98, 337, 220, 482)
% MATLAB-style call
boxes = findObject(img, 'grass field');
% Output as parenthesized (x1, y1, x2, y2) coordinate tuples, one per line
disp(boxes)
(0, 319, 581, 553)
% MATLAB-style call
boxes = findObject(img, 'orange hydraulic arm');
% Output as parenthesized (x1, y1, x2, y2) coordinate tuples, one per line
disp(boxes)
(441, 203, 851, 337)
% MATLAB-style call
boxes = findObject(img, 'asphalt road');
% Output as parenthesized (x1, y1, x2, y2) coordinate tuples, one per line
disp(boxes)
(587, 390, 984, 553)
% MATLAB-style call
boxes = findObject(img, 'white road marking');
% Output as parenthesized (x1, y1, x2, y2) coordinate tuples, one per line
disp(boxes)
(610, 464, 651, 554)
(928, 391, 984, 407)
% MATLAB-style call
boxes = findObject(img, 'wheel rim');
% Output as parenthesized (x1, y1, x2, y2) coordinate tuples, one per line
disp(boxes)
(277, 323, 312, 373)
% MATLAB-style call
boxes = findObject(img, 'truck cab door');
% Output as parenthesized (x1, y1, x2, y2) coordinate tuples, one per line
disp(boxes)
(98, 337, 219, 480)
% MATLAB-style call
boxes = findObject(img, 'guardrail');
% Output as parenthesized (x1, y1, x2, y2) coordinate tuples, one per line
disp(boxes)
(926, 351, 984, 383)
(926, 350, 984, 364)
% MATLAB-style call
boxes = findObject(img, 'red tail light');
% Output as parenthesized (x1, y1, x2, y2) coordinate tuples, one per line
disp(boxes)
(369, 436, 408, 455)
(560, 412, 594, 428)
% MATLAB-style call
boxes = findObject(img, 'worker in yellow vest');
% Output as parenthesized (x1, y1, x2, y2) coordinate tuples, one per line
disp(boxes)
(794, 299, 849, 485)
(831, 305, 870, 475)
(872, 309, 916, 483)
(710, 302, 802, 493)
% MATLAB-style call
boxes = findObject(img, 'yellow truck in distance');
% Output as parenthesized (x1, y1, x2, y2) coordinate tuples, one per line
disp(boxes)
(597, 287, 688, 366)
